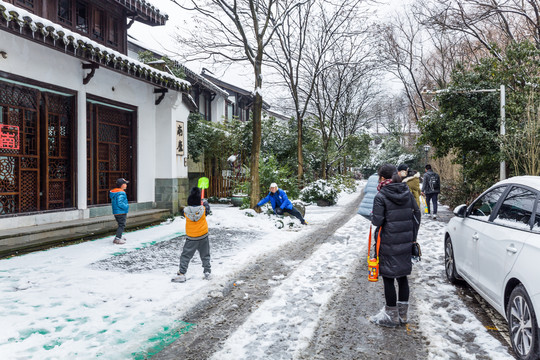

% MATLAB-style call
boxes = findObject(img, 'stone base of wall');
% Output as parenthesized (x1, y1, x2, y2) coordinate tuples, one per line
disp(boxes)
(155, 178, 190, 214)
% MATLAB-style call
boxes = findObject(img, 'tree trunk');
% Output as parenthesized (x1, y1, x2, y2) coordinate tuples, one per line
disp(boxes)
(250, 94, 263, 208)
(297, 115, 303, 184)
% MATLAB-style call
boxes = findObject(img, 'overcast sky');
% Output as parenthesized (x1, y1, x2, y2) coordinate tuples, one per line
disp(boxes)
(128, 0, 409, 104)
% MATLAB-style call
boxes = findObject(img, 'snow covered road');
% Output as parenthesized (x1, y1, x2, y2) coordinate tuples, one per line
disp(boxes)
(0, 183, 516, 359)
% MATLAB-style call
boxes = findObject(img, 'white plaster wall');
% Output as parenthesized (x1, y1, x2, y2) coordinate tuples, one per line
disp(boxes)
(0, 31, 190, 225)
(211, 95, 227, 124)
(153, 92, 189, 179)
(155, 93, 176, 178)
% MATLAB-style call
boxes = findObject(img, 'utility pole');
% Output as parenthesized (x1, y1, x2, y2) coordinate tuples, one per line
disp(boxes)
(500, 85, 506, 180)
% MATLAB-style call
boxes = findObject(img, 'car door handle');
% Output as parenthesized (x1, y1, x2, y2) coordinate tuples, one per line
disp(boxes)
(506, 246, 518, 254)
(472, 234, 479, 241)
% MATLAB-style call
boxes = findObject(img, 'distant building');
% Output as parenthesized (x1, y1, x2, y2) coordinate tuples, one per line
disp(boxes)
(201, 71, 271, 123)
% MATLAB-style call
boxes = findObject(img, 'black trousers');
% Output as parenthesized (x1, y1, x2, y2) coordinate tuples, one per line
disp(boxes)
(114, 214, 127, 238)
(425, 193, 438, 214)
(276, 207, 305, 223)
(382, 276, 409, 307)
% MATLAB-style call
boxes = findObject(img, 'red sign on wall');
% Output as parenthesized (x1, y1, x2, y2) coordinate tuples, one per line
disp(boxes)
(0, 124, 20, 150)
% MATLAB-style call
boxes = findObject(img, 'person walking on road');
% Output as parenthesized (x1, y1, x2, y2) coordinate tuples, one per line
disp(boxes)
(370, 164, 421, 327)
(398, 164, 421, 208)
(255, 183, 307, 225)
(421, 164, 441, 219)
(110, 178, 129, 245)
(172, 187, 212, 283)
(357, 173, 379, 220)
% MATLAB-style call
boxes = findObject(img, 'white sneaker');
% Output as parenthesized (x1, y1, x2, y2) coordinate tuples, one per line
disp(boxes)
(203, 272, 212, 280)
(171, 273, 186, 283)
(432, 214, 437, 220)
(113, 237, 126, 245)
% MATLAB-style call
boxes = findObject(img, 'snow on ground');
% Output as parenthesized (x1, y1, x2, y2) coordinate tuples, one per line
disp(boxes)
(413, 210, 512, 360)
(210, 208, 514, 360)
(211, 212, 370, 359)
(0, 185, 513, 359)
(0, 186, 361, 359)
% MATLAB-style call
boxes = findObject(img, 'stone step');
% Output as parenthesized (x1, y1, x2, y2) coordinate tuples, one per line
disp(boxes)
(0, 209, 170, 257)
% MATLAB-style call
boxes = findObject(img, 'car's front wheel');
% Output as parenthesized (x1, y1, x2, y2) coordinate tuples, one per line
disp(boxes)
(507, 284, 539, 360)
(445, 236, 461, 284)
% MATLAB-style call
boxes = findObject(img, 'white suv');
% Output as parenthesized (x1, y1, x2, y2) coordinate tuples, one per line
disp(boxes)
(445, 176, 540, 360)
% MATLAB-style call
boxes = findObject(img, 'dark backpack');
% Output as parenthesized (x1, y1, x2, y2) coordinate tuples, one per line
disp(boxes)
(429, 173, 440, 192)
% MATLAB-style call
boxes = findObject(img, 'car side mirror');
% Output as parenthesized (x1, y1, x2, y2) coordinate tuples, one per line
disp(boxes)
(453, 204, 467, 218)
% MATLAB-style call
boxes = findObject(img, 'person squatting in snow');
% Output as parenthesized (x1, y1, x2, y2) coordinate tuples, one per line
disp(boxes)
(370, 164, 421, 327)
(110, 178, 130, 245)
(172, 187, 212, 283)
(254, 182, 307, 225)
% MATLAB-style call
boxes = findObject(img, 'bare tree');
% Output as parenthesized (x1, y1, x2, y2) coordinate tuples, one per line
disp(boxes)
(332, 62, 379, 172)
(378, 12, 429, 123)
(309, 33, 378, 179)
(172, 0, 302, 206)
(265, 0, 368, 182)
(377, 4, 476, 127)
(415, 0, 540, 54)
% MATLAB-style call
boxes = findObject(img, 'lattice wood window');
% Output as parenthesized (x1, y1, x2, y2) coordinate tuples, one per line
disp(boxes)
(87, 102, 135, 205)
(0, 80, 74, 216)
(15, 0, 35, 13)
(57, 0, 72, 25)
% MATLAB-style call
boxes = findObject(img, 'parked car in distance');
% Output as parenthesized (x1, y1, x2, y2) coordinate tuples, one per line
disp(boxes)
(445, 176, 540, 360)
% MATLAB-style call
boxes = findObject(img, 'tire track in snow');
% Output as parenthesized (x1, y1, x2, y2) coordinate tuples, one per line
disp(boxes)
(210, 216, 370, 359)
(154, 192, 364, 360)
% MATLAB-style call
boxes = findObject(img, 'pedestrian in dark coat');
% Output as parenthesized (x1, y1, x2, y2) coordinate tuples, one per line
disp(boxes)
(370, 164, 421, 327)
(421, 164, 441, 219)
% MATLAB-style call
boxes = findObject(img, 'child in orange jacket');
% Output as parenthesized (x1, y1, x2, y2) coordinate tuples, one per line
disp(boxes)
(172, 187, 211, 283)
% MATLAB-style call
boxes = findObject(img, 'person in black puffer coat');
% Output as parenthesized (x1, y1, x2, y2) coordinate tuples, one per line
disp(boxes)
(370, 164, 421, 327)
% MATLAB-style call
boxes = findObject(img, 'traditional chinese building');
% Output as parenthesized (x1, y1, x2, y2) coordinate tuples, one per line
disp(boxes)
(0, 0, 193, 253)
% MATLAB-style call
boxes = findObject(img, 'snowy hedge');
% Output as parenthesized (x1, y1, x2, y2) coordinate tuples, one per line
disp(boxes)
(300, 180, 338, 205)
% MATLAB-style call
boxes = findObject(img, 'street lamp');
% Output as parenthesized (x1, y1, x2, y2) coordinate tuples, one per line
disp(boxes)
(424, 145, 431, 165)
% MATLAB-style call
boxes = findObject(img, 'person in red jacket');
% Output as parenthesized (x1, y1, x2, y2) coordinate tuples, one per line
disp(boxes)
(172, 187, 211, 283)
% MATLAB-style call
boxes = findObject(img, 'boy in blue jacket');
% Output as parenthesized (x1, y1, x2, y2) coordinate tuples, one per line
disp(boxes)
(255, 183, 307, 225)
(110, 178, 129, 244)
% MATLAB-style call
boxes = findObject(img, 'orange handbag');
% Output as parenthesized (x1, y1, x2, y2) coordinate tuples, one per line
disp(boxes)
(367, 226, 381, 282)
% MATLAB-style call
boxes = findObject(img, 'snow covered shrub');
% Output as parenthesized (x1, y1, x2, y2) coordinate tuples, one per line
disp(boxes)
(258, 155, 299, 199)
(329, 174, 357, 194)
(300, 180, 338, 205)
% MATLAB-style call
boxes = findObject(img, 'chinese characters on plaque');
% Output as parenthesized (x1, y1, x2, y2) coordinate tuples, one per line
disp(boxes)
(176, 121, 184, 156)
(0, 124, 19, 150)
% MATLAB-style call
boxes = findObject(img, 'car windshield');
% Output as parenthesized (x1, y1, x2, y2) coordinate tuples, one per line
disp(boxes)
(469, 186, 507, 221)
